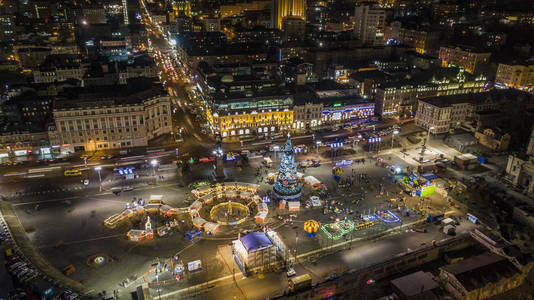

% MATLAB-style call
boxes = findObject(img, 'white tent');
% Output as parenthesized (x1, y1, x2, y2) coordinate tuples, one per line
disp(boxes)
(304, 176, 321, 187)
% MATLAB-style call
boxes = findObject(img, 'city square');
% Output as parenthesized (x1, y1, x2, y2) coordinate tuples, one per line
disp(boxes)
(1, 132, 458, 299)
(1, 0, 534, 299)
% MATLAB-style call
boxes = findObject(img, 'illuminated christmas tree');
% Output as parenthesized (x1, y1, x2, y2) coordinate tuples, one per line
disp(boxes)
(273, 134, 302, 200)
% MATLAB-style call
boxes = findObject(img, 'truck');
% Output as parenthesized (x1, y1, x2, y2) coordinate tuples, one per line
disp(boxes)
(289, 273, 312, 292)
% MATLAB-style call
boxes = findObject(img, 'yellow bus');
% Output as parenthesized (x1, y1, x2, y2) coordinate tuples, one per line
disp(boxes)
(289, 274, 312, 292)
(64, 169, 82, 176)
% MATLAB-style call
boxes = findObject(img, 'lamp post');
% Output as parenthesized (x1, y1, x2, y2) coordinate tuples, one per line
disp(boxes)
(94, 166, 102, 192)
(391, 128, 400, 149)
(420, 126, 435, 162)
(330, 141, 343, 164)
(155, 261, 162, 300)
(423, 126, 435, 147)
(368, 137, 381, 155)
(295, 231, 299, 258)
(214, 133, 225, 180)
(151, 159, 158, 183)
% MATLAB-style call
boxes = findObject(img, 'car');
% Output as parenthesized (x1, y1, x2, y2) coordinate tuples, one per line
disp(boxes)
(17, 269, 34, 279)
(8, 261, 25, 269)
(21, 272, 38, 283)
(299, 160, 311, 168)
(15, 268, 30, 278)
(286, 268, 296, 277)
(335, 159, 353, 167)
(8, 262, 25, 272)
(121, 186, 133, 192)
(83, 179, 90, 185)
(6, 256, 21, 264)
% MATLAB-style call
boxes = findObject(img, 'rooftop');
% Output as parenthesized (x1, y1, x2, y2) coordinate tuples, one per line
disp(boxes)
(54, 79, 165, 110)
(420, 92, 491, 107)
(440, 252, 520, 291)
(421, 89, 533, 107)
(390, 271, 439, 298)
(240, 232, 272, 253)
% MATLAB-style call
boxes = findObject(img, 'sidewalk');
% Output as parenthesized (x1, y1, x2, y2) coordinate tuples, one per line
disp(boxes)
(0, 244, 14, 298)
(0, 201, 93, 295)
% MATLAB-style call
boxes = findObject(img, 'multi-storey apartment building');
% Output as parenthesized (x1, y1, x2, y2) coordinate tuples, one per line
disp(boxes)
(49, 87, 172, 151)
(415, 91, 509, 134)
(375, 68, 486, 119)
(385, 22, 440, 55)
(495, 63, 534, 92)
(439, 46, 491, 75)
(354, 5, 386, 46)
(32, 55, 89, 83)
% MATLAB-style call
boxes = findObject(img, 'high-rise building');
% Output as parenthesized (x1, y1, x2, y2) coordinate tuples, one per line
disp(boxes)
(353, 5, 385, 46)
(122, 0, 129, 24)
(282, 16, 305, 41)
(173, 0, 191, 17)
(123, 0, 141, 25)
(271, 0, 306, 29)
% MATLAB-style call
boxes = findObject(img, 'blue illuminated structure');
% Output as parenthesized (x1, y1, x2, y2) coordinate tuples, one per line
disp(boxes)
(375, 210, 400, 223)
(273, 135, 302, 200)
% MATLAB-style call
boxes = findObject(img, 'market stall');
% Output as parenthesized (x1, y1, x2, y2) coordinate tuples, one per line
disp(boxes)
(127, 229, 153, 241)
(189, 200, 203, 216)
(192, 216, 207, 230)
(203, 222, 220, 235)
(159, 205, 175, 217)
(287, 201, 300, 211)
(397, 173, 435, 197)
(304, 176, 321, 189)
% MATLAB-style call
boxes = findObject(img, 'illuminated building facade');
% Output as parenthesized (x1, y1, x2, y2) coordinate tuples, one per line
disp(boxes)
(385, 22, 440, 55)
(375, 69, 486, 119)
(416, 91, 504, 134)
(206, 97, 294, 139)
(495, 63, 534, 93)
(203, 73, 294, 139)
(122, 0, 129, 24)
(49, 88, 172, 151)
(439, 46, 491, 75)
(173, 0, 191, 17)
(292, 86, 375, 131)
(220, 0, 270, 19)
(272, 0, 306, 30)
(321, 99, 375, 127)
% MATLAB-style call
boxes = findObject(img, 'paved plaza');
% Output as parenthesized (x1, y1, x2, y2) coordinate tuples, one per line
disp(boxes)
(0, 141, 463, 299)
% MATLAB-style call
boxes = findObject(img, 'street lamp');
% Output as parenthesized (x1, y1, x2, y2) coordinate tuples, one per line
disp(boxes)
(368, 137, 381, 155)
(391, 128, 400, 149)
(330, 141, 344, 164)
(94, 166, 102, 192)
(151, 159, 158, 183)
(424, 126, 435, 146)
(214, 133, 225, 180)
(420, 126, 435, 162)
